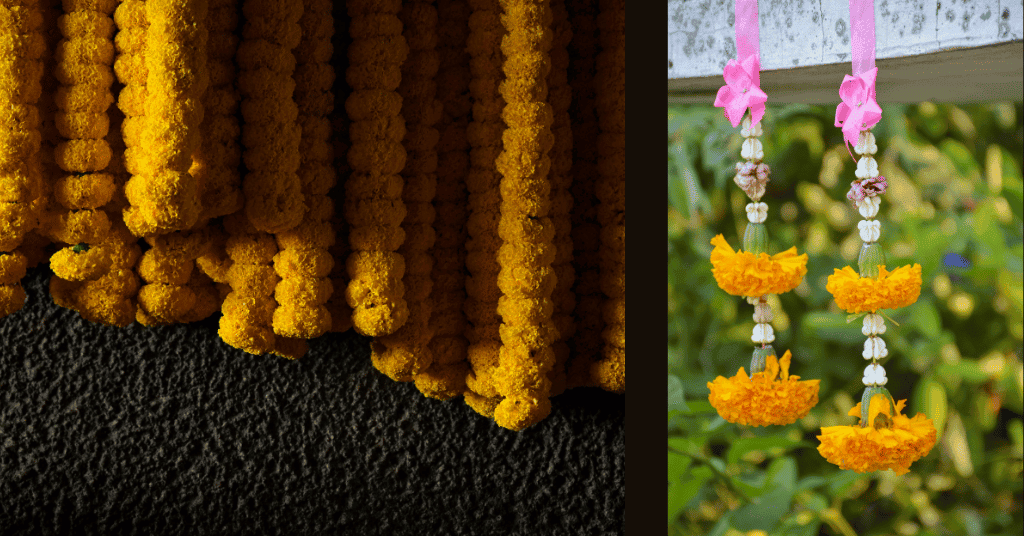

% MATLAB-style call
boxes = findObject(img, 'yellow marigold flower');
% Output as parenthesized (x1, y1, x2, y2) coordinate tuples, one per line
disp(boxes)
(817, 395, 937, 475)
(825, 264, 923, 313)
(707, 350, 820, 426)
(710, 234, 808, 297)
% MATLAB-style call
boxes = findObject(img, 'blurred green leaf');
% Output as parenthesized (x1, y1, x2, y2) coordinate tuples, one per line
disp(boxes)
(726, 435, 811, 466)
(668, 374, 688, 412)
(731, 487, 792, 532)
(912, 299, 942, 338)
(914, 377, 949, 435)
(800, 312, 863, 344)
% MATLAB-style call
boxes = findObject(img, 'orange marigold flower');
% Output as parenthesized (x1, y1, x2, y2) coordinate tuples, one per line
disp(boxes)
(825, 263, 922, 313)
(707, 350, 820, 426)
(817, 394, 937, 475)
(709, 234, 808, 297)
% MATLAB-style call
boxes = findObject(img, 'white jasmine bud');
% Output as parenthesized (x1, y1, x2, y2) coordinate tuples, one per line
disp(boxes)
(862, 363, 887, 386)
(752, 323, 775, 344)
(741, 138, 764, 161)
(858, 219, 881, 243)
(753, 302, 773, 323)
(855, 156, 879, 179)
(745, 296, 761, 305)
(861, 313, 886, 336)
(745, 202, 768, 223)
(862, 336, 888, 360)
(857, 196, 880, 218)
(854, 131, 877, 155)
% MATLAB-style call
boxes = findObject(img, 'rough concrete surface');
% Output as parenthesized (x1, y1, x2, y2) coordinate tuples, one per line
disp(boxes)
(0, 268, 625, 535)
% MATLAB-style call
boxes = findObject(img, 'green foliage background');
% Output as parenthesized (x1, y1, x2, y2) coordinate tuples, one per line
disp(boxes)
(668, 102, 1024, 536)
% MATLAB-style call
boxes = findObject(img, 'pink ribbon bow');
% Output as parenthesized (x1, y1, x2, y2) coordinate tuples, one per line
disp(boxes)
(714, 54, 767, 128)
(834, 67, 881, 150)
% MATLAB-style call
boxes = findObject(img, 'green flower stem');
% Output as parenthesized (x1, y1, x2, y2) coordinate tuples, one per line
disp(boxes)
(667, 446, 753, 505)
(743, 222, 768, 255)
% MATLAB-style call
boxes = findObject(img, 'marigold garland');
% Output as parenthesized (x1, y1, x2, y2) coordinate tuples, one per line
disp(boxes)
(708, 350, 820, 427)
(0, 0, 46, 318)
(709, 234, 808, 297)
(462, 0, 505, 419)
(219, 212, 280, 355)
(590, 0, 624, 394)
(269, 0, 337, 347)
(343, 0, 410, 338)
(565, 0, 601, 389)
(370, 0, 440, 381)
(817, 394, 937, 475)
(825, 263, 923, 314)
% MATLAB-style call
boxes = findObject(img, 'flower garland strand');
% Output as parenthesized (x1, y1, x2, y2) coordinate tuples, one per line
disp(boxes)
(0, 0, 46, 318)
(324, 0, 352, 334)
(818, 0, 933, 473)
(237, 0, 305, 235)
(196, 0, 243, 222)
(343, 0, 411, 337)
(545, 0, 574, 397)
(564, 0, 600, 389)
(492, 0, 558, 430)
(590, 0, 625, 394)
(218, 212, 280, 355)
(462, 0, 506, 419)
(123, 0, 206, 237)
(48, 0, 118, 287)
(269, 0, 337, 347)
(370, 0, 441, 381)
(413, 0, 472, 400)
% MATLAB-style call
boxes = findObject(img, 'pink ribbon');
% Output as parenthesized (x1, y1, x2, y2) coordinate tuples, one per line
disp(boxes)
(714, 0, 765, 128)
(835, 0, 880, 157)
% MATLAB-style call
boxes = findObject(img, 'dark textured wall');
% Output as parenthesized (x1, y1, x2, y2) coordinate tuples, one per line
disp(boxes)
(0, 268, 625, 535)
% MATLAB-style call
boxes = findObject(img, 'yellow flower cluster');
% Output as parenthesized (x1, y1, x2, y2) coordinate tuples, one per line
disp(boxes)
(51, 222, 141, 326)
(546, 0, 574, 397)
(343, 0, 410, 337)
(0, 0, 45, 318)
(490, 0, 559, 431)
(709, 234, 808, 297)
(219, 212, 280, 355)
(48, 0, 118, 293)
(590, 0, 625, 395)
(825, 263, 923, 314)
(370, 0, 440, 381)
(411, 0, 471, 400)
(817, 395, 937, 475)
(271, 0, 337, 342)
(564, 0, 601, 389)
(462, 0, 507, 419)
(238, 0, 304, 235)
(707, 350, 821, 427)
(196, 0, 243, 221)
(123, 0, 207, 236)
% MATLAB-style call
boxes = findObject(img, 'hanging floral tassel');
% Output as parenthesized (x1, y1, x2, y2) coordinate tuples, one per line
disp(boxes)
(707, 0, 817, 427)
(818, 0, 934, 473)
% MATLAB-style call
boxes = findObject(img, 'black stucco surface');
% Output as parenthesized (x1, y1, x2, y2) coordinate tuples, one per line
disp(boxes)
(0, 268, 625, 535)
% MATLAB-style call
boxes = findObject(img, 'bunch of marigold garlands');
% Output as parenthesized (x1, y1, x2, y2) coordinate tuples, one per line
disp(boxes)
(0, 0, 624, 431)
(707, 114, 936, 474)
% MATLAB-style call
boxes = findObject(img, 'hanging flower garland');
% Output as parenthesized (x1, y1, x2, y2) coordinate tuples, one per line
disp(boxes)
(590, 0, 625, 394)
(219, 212, 280, 355)
(49, 0, 118, 290)
(817, 0, 934, 473)
(707, 0, 817, 426)
(324, 0, 352, 335)
(413, 0, 472, 400)
(371, 0, 441, 382)
(462, 0, 506, 419)
(546, 0, 574, 397)
(492, 0, 558, 431)
(0, 0, 46, 318)
(564, 0, 600, 389)
(270, 0, 337, 345)
(344, 0, 410, 337)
